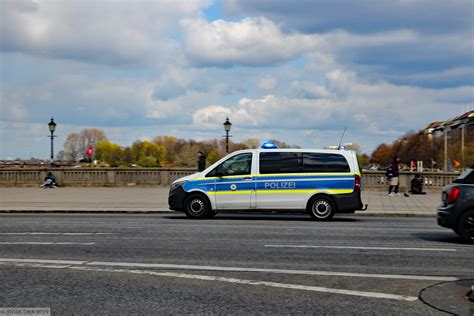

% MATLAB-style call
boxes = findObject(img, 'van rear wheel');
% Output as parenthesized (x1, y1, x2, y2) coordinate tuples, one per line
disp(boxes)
(184, 194, 213, 219)
(308, 197, 335, 221)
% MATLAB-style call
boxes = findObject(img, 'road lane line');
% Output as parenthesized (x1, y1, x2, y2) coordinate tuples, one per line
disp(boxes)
(0, 242, 95, 245)
(0, 259, 89, 265)
(66, 266, 419, 302)
(86, 262, 458, 281)
(156, 224, 448, 232)
(264, 245, 457, 252)
(0, 258, 458, 281)
(0, 233, 113, 235)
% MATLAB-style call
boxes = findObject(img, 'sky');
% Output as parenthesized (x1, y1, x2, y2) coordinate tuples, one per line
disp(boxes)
(0, 0, 473, 159)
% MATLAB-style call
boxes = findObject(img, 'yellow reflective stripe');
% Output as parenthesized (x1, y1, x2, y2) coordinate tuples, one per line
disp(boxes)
(208, 190, 254, 195)
(196, 175, 251, 180)
(255, 190, 314, 194)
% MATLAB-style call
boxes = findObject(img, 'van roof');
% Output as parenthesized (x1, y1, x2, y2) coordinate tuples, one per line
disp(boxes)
(231, 148, 356, 155)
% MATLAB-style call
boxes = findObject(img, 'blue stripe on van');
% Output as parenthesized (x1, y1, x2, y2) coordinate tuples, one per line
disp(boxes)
(183, 174, 355, 193)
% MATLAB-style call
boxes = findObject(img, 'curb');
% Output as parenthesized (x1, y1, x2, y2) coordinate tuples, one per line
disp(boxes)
(0, 209, 436, 217)
(0, 209, 171, 214)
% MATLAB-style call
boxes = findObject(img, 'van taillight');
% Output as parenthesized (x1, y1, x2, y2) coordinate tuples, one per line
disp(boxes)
(355, 174, 361, 190)
(447, 187, 460, 203)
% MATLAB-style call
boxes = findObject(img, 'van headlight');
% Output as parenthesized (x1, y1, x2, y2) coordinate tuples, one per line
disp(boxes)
(170, 181, 186, 191)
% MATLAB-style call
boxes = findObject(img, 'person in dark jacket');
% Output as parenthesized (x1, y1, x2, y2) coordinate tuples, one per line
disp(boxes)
(410, 174, 426, 194)
(198, 151, 206, 172)
(388, 156, 400, 195)
(40, 172, 57, 188)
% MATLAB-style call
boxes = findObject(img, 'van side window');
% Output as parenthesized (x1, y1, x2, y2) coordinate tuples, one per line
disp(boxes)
(207, 153, 253, 177)
(303, 153, 350, 173)
(260, 152, 302, 174)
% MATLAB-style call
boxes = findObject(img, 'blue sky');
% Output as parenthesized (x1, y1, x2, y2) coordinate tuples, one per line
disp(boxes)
(0, 0, 472, 159)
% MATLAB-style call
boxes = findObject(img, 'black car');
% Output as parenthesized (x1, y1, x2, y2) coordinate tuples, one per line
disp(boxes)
(437, 167, 474, 243)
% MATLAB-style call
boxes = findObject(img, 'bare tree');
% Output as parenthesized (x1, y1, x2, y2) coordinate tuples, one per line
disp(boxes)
(62, 132, 81, 162)
(78, 128, 108, 159)
(62, 129, 108, 161)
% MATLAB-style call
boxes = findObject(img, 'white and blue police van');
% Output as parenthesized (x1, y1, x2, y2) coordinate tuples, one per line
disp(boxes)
(168, 144, 366, 220)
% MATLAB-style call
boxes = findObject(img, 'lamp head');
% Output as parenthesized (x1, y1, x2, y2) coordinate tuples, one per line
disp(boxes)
(48, 117, 57, 132)
(223, 117, 232, 132)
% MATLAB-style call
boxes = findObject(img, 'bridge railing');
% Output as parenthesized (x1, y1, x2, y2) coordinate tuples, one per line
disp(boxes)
(0, 168, 459, 189)
(361, 171, 458, 191)
(0, 168, 196, 187)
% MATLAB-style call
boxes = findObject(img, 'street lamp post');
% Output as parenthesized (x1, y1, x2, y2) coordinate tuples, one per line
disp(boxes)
(48, 117, 57, 161)
(443, 127, 450, 171)
(461, 124, 465, 171)
(223, 117, 232, 154)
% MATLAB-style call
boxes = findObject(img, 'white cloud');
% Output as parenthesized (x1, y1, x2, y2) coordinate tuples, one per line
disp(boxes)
(181, 17, 320, 66)
(192, 106, 233, 128)
(192, 70, 472, 138)
(0, 0, 209, 66)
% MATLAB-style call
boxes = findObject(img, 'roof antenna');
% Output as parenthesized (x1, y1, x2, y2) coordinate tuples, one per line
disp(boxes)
(338, 126, 347, 149)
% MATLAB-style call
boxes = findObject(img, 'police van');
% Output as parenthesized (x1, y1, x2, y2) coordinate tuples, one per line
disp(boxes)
(168, 145, 366, 220)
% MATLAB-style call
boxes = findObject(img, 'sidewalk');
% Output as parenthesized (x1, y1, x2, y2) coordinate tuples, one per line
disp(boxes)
(0, 187, 442, 216)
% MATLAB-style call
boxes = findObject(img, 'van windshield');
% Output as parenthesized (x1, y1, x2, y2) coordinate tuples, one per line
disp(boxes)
(206, 153, 252, 177)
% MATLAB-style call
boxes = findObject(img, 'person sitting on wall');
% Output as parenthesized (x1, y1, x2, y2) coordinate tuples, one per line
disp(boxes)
(410, 174, 426, 195)
(40, 172, 58, 188)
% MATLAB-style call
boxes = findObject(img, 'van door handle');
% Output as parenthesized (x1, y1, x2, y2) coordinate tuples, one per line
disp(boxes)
(243, 176, 253, 180)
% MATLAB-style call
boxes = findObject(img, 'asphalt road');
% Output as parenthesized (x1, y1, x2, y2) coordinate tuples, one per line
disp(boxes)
(0, 213, 473, 315)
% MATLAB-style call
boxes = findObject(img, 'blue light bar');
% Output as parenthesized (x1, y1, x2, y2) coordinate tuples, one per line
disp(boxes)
(261, 141, 279, 149)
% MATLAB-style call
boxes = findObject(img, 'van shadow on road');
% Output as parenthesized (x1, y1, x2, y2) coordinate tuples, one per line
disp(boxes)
(162, 213, 359, 222)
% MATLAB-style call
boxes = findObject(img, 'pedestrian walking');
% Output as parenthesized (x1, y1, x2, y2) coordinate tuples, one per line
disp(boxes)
(197, 151, 206, 172)
(387, 156, 401, 196)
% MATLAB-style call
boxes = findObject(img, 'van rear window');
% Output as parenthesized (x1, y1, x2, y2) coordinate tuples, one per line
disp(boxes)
(259, 152, 350, 174)
(303, 153, 350, 173)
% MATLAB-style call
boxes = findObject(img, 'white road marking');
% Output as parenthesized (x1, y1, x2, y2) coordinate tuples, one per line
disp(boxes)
(156, 224, 448, 233)
(0, 242, 95, 245)
(65, 266, 418, 302)
(0, 258, 89, 265)
(0, 258, 458, 281)
(265, 245, 457, 252)
(0, 232, 113, 235)
(0, 222, 448, 233)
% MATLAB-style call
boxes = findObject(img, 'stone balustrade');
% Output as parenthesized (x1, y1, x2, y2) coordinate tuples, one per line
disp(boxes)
(0, 168, 196, 187)
(361, 171, 459, 191)
(0, 168, 459, 189)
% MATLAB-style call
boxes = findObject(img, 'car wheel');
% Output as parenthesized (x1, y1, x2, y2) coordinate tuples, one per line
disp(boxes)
(457, 209, 474, 243)
(184, 194, 212, 219)
(308, 196, 335, 221)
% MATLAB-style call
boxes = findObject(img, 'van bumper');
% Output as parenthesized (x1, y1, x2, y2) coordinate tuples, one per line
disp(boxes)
(334, 190, 365, 212)
(168, 186, 186, 212)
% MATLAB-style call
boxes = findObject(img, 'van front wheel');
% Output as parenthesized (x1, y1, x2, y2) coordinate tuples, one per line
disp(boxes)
(184, 194, 213, 219)
(308, 197, 335, 221)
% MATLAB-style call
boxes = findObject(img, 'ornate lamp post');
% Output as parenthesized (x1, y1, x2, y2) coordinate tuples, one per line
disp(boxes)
(223, 117, 232, 154)
(47, 117, 57, 160)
